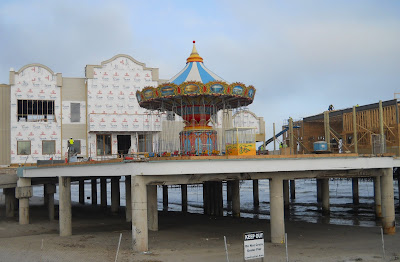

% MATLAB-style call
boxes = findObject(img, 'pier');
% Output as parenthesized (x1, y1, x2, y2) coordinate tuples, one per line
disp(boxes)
(3, 154, 397, 252)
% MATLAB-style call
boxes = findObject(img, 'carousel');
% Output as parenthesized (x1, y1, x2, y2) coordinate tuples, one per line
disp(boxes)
(136, 41, 256, 156)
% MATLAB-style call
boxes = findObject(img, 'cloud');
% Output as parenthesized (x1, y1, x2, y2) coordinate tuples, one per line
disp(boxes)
(0, 0, 138, 79)
(1, 0, 400, 149)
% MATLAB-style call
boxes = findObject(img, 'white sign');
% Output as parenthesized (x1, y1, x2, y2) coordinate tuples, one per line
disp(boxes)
(244, 231, 264, 260)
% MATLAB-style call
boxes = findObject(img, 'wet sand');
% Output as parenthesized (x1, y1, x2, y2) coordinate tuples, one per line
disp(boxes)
(0, 196, 399, 262)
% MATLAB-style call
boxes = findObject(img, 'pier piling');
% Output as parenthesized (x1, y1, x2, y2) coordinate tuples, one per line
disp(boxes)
(381, 169, 396, 234)
(270, 177, 285, 244)
(59, 177, 72, 236)
(125, 176, 132, 222)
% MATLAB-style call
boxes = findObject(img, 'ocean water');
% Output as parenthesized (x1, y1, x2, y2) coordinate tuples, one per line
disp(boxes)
(32, 178, 400, 227)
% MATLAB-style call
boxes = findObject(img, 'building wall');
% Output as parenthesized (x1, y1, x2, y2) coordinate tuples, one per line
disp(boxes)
(0, 84, 11, 165)
(233, 110, 265, 142)
(4, 55, 177, 163)
(86, 54, 166, 157)
(61, 77, 87, 158)
(10, 65, 62, 163)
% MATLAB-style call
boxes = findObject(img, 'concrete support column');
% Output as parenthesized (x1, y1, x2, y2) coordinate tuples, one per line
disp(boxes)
(380, 169, 396, 234)
(269, 177, 285, 244)
(16, 178, 32, 225)
(125, 176, 132, 222)
(352, 178, 359, 205)
(45, 184, 56, 221)
(316, 179, 322, 203)
(210, 182, 215, 216)
(204, 182, 211, 215)
(162, 185, 168, 212)
(91, 179, 97, 205)
(253, 180, 259, 207)
(373, 176, 382, 218)
(181, 185, 188, 212)
(131, 176, 148, 252)
(111, 177, 120, 213)
(59, 177, 72, 236)
(321, 178, 330, 215)
(398, 175, 400, 209)
(79, 179, 85, 205)
(217, 181, 223, 216)
(203, 183, 208, 214)
(290, 180, 295, 200)
(44, 184, 49, 207)
(212, 181, 223, 216)
(227, 181, 232, 202)
(100, 178, 107, 207)
(4, 188, 16, 218)
(232, 180, 240, 217)
(283, 180, 289, 209)
(147, 185, 158, 231)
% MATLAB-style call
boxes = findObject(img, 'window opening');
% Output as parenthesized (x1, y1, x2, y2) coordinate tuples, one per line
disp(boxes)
(96, 134, 111, 155)
(17, 141, 31, 155)
(42, 140, 56, 154)
(70, 103, 80, 122)
(17, 99, 55, 122)
(67, 140, 81, 154)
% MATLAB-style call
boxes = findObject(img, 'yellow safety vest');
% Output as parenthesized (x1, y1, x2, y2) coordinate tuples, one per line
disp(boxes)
(69, 139, 74, 145)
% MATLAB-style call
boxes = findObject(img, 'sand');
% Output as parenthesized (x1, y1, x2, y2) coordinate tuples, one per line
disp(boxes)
(0, 196, 399, 262)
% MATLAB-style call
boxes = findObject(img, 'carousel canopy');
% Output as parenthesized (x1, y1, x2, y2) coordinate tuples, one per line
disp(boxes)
(136, 41, 256, 112)
(169, 41, 225, 85)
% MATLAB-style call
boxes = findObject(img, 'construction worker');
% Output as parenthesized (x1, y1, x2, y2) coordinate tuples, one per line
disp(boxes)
(67, 137, 74, 163)
(356, 104, 359, 107)
(328, 104, 334, 111)
(68, 137, 74, 152)
(279, 142, 283, 149)
(259, 144, 265, 154)
(69, 137, 74, 146)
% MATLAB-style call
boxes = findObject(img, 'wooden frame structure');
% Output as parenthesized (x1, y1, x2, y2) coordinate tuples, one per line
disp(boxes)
(282, 99, 400, 155)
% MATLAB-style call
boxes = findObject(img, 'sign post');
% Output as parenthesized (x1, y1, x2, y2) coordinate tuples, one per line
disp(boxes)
(244, 231, 264, 261)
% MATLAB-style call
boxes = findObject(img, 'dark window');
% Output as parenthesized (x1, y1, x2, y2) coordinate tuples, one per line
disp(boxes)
(96, 134, 111, 155)
(70, 103, 80, 122)
(42, 140, 56, 154)
(17, 141, 31, 155)
(17, 99, 55, 122)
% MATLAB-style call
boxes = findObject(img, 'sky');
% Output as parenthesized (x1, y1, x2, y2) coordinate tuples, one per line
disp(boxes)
(1, 0, 400, 149)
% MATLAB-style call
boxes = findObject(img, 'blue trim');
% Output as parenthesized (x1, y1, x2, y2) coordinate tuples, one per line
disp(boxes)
(171, 63, 193, 85)
(197, 62, 216, 84)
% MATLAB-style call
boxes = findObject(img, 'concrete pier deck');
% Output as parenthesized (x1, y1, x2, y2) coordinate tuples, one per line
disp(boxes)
(3, 154, 399, 252)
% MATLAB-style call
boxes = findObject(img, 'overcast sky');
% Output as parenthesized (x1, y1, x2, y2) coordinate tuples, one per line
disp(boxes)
(1, 0, 400, 148)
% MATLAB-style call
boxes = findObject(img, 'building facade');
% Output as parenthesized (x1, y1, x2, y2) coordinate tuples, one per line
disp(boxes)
(3, 54, 167, 164)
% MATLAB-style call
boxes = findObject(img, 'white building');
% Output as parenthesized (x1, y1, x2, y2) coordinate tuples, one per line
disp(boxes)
(1, 54, 167, 164)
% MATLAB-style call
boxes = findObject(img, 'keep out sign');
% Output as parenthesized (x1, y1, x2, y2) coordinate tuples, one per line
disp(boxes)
(244, 231, 264, 260)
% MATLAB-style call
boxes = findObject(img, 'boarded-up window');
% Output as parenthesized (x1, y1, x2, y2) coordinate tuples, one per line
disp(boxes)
(71, 103, 80, 123)
(42, 140, 56, 154)
(17, 141, 31, 155)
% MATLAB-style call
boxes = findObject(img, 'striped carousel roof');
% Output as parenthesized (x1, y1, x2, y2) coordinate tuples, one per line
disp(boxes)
(169, 41, 225, 85)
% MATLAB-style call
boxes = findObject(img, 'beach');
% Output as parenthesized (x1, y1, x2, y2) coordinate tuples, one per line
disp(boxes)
(1, 188, 400, 261)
